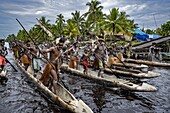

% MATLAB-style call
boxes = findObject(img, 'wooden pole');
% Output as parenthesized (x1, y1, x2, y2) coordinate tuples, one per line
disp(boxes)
(6, 58, 18, 72)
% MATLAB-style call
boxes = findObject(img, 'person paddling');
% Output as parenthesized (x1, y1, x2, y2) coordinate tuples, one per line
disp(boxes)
(68, 42, 80, 69)
(20, 49, 30, 71)
(27, 44, 41, 76)
(12, 42, 19, 59)
(93, 36, 107, 78)
(40, 37, 66, 88)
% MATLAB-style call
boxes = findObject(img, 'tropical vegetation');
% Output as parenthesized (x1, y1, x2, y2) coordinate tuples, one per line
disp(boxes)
(5, 0, 170, 43)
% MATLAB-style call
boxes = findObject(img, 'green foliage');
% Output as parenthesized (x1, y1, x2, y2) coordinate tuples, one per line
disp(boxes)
(6, 34, 16, 42)
(64, 19, 80, 38)
(17, 29, 28, 41)
(71, 10, 84, 28)
(102, 8, 133, 36)
(85, 0, 104, 33)
(55, 14, 65, 37)
(157, 21, 170, 36)
(6, 0, 145, 44)
(145, 29, 155, 34)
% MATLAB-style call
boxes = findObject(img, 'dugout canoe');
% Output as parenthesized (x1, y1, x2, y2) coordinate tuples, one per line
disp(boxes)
(89, 60, 160, 78)
(61, 64, 157, 92)
(104, 66, 160, 78)
(110, 62, 149, 71)
(125, 58, 170, 67)
(15, 60, 93, 113)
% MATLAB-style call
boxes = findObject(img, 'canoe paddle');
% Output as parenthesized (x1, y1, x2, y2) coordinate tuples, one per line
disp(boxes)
(5, 58, 18, 72)
(16, 18, 69, 90)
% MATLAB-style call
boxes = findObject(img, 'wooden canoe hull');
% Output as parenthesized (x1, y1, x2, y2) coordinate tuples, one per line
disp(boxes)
(16, 61, 93, 113)
(110, 62, 148, 70)
(104, 68, 160, 78)
(90, 60, 160, 78)
(61, 64, 157, 92)
(125, 58, 170, 67)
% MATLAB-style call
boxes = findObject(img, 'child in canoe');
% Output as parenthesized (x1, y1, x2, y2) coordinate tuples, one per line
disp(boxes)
(80, 49, 89, 75)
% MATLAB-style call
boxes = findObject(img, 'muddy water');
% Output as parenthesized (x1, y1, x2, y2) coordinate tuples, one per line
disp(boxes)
(0, 51, 170, 113)
(61, 66, 170, 113)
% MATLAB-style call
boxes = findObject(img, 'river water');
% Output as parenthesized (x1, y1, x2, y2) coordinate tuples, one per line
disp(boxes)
(0, 46, 170, 113)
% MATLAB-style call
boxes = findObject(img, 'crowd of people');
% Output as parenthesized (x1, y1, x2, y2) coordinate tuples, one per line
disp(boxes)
(9, 35, 137, 94)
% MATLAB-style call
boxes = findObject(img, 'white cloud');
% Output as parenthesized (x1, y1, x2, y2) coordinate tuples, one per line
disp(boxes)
(120, 4, 147, 14)
(35, 11, 44, 15)
(100, 0, 120, 9)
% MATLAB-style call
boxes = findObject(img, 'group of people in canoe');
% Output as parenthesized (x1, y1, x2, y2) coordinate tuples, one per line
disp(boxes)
(7, 33, 166, 94)
(12, 36, 123, 78)
(10, 35, 135, 93)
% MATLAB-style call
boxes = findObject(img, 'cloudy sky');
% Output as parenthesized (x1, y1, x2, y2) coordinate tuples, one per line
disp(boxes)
(0, 0, 169, 38)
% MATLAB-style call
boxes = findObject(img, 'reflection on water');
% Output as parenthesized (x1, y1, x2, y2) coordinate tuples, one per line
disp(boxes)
(0, 70, 53, 113)
(92, 86, 106, 113)
(60, 68, 170, 113)
(0, 50, 170, 113)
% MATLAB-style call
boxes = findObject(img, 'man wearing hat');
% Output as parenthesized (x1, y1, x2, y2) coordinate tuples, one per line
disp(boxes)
(93, 35, 107, 77)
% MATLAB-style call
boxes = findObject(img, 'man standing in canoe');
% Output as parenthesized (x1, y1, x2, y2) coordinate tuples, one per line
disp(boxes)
(40, 37, 66, 88)
(12, 42, 19, 59)
(26, 43, 41, 76)
(93, 36, 107, 78)
(20, 49, 30, 71)
(68, 42, 80, 69)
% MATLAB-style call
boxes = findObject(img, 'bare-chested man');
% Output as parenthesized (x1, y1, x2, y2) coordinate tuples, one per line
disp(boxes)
(39, 37, 65, 88)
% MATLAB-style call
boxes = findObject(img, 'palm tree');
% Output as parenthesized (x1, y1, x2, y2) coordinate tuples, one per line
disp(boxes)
(35, 16, 51, 42)
(103, 8, 129, 35)
(29, 27, 44, 42)
(17, 29, 28, 41)
(128, 19, 138, 30)
(38, 16, 50, 27)
(55, 14, 65, 36)
(85, 0, 103, 30)
(64, 19, 80, 38)
(50, 24, 59, 37)
(71, 10, 85, 34)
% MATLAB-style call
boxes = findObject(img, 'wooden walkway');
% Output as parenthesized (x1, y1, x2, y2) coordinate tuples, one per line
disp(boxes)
(133, 35, 170, 49)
